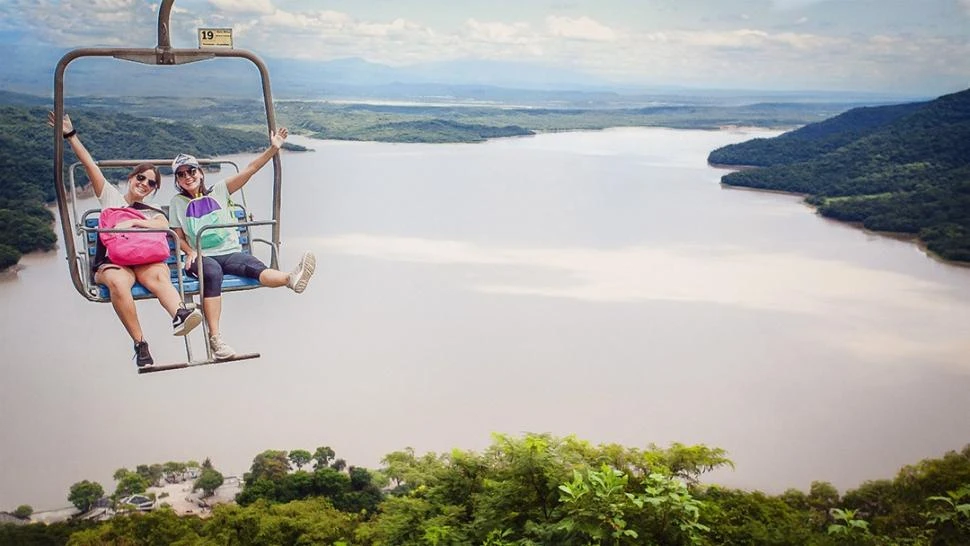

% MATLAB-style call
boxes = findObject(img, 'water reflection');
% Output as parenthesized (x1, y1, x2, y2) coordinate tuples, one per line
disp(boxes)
(310, 233, 970, 374)
(312, 234, 948, 311)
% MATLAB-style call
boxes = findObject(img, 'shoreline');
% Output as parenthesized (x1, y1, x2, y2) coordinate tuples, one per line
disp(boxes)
(714, 172, 969, 268)
(297, 123, 786, 146)
(708, 162, 765, 171)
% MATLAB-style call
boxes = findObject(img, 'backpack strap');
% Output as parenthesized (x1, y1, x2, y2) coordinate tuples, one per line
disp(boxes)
(130, 201, 165, 217)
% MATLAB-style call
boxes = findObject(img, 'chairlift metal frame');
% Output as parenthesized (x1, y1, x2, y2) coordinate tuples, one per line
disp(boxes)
(52, 0, 283, 373)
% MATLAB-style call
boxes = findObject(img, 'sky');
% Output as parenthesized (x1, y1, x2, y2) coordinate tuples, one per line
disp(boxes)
(0, 0, 967, 95)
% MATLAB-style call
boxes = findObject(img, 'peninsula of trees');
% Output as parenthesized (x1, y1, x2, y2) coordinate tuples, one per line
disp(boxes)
(709, 88, 970, 262)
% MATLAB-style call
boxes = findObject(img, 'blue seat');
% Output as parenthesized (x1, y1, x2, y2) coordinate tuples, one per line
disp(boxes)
(84, 206, 263, 300)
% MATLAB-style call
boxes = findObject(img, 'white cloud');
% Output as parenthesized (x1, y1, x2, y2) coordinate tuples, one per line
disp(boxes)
(4, 0, 155, 46)
(465, 19, 534, 44)
(238, 8, 444, 62)
(770, 0, 829, 9)
(357, 18, 425, 38)
(263, 9, 350, 29)
(545, 15, 617, 41)
(2, 0, 967, 93)
(208, 0, 275, 15)
(663, 28, 839, 51)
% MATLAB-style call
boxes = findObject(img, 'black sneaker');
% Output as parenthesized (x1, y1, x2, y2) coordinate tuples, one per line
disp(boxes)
(134, 340, 154, 367)
(172, 307, 202, 336)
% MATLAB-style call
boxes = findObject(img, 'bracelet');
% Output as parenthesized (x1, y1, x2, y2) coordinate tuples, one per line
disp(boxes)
(63, 129, 77, 139)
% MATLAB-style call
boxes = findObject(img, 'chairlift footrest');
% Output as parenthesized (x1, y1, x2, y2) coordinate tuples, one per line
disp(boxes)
(137, 352, 260, 374)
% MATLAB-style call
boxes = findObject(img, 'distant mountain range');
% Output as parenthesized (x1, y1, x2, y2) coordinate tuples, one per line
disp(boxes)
(0, 43, 924, 107)
(709, 88, 970, 262)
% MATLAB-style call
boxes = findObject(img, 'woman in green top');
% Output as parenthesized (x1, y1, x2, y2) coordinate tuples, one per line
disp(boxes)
(169, 128, 315, 360)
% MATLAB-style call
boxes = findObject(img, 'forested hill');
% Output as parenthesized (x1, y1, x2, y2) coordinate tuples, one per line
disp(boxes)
(708, 100, 928, 167)
(0, 90, 49, 108)
(708, 88, 970, 262)
(0, 107, 303, 271)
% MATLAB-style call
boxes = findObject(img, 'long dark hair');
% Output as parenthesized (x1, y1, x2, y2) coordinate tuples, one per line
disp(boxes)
(127, 163, 162, 196)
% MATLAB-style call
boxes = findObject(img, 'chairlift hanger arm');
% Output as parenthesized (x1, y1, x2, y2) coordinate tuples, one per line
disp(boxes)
(52, 44, 281, 257)
(53, 0, 283, 302)
(50, 0, 280, 372)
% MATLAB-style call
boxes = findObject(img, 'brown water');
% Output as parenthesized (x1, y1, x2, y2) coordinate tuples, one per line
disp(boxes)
(2, 128, 969, 510)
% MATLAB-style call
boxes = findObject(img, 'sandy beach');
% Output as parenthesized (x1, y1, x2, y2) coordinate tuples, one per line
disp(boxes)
(24, 476, 243, 524)
(150, 476, 242, 516)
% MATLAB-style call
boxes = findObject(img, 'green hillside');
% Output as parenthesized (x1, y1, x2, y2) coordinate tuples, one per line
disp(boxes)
(51, 93, 862, 140)
(708, 101, 926, 167)
(709, 89, 970, 262)
(0, 107, 301, 271)
(0, 90, 50, 108)
(303, 117, 533, 143)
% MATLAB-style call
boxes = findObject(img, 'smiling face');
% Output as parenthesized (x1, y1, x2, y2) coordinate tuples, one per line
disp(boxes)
(125, 165, 161, 202)
(175, 165, 203, 195)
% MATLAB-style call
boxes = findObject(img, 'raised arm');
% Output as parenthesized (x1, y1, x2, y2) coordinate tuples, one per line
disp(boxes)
(47, 112, 109, 198)
(224, 127, 288, 194)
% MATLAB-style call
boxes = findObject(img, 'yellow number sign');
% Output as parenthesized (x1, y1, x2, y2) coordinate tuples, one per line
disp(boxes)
(199, 28, 233, 48)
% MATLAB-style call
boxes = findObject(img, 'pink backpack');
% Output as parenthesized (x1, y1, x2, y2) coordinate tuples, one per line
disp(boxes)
(99, 207, 171, 266)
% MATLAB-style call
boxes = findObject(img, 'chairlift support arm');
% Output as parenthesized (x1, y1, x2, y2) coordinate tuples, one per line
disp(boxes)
(53, 0, 283, 300)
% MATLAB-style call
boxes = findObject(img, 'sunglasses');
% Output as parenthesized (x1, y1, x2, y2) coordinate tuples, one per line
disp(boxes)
(135, 173, 159, 188)
(175, 167, 199, 180)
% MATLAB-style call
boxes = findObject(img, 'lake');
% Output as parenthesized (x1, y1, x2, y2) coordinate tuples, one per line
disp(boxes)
(1, 127, 968, 511)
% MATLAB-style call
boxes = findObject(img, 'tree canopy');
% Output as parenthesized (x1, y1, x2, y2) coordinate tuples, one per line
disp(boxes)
(4, 436, 970, 545)
(67, 480, 104, 513)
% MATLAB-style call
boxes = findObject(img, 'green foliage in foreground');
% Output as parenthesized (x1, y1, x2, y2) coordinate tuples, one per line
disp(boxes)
(709, 88, 970, 262)
(5, 434, 969, 546)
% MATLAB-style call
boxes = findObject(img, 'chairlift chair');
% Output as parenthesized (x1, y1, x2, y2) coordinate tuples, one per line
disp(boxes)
(52, 0, 284, 373)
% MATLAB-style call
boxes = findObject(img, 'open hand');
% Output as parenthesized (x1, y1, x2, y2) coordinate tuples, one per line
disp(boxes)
(270, 127, 288, 149)
(47, 112, 74, 136)
(184, 250, 198, 273)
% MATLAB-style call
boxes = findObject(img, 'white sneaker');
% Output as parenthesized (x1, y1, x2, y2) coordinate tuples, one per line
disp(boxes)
(209, 334, 236, 360)
(287, 251, 316, 294)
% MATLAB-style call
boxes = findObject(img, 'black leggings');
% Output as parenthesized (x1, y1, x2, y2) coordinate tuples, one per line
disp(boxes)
(187, 252, 268, 298)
